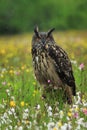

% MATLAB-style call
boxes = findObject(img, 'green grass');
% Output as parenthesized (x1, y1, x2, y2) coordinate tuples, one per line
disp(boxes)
(0, 32, 87, 130)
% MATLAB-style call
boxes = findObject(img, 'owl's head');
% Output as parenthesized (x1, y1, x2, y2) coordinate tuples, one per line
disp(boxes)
(32, 26, 55, 48)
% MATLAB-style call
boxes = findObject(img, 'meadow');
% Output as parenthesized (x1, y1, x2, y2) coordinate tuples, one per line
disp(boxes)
(0, 31, 87, 130)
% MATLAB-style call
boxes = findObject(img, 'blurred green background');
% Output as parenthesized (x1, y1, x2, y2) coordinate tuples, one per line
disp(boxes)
(0, 0, 87, 34)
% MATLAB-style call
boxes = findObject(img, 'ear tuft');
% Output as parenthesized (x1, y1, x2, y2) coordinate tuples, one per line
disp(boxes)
(47, 28, 55, 37)
(34, 26, 40, 38)
(34, 26, 39, 33)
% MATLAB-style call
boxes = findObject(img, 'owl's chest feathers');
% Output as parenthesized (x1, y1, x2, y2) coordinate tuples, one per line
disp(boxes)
(33, 50, 49, 72)
(32, 50, 63, 88)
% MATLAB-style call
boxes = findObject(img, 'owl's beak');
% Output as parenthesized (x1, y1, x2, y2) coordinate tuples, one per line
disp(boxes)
(42, 39, 45, 44)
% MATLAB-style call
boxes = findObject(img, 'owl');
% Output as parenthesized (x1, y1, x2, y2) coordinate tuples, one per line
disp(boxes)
(31, 26, 76, 104)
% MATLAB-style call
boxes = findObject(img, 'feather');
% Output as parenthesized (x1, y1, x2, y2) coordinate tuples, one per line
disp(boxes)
(47, 44, 76, 96)
(31, 27, 76, 104)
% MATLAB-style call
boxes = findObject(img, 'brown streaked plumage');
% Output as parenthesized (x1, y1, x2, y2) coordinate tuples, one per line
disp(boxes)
(31, 26, 76, 104)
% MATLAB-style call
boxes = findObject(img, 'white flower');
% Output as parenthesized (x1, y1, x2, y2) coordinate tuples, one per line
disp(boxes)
(66, 116, 70, 121)
(83, 102, 87, 107)
(23, 112, 28, 120)
(3, 112, 8, 119)
(18, 126, 23, 130)
(76, 118, 84, 125)
(2, 68, 7, 72)
(33, 119, 37, 124)
(67, 122, 72, 130)
(75, 125, 81, 130)
(54, 113, 59, 117)
(82, 122, 87, 128)
(22, 109, 29, 120)
(76, 122, 87, 130)
(74, 92, 82, 105)
(0, 104, 4, 109)
(43, 122, 47, 126)
(8, 110, 12, 115)
(1, 120, 4, 124)
(24, 108, 29, 113)
(10, 108, 15, 113)
(10, 96, 15, 100)
(59, 110, 64, 118)
(14, 125, 18, 130)
(48, 111, 52, 116)
(47, 122, 55, 130)
(61, 123, 72, 130)
(6, 89, 10, 93)
(61, 123, 68, 130)
(47, 106, 52, 117)
(48, 106, 52, 111)
(34, 126, 40, 130)
(36, 104, 40, 110)
(9, 125, 13, 130)
(71, 60, 77, 65)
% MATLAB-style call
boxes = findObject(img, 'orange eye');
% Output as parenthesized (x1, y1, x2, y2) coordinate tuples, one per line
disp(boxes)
(36, 38, 39, 41)
(47, 37, 50, 40)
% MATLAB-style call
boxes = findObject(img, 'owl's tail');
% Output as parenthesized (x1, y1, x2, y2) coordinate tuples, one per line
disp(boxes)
(72, 84, 76, 96)
(68, 79, 76, 96)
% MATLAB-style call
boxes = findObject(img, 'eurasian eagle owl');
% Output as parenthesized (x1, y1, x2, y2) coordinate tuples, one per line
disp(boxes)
(31, 26, 76, 104)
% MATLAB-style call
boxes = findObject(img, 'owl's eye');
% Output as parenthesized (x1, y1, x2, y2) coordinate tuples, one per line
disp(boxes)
(46, 37, 50, 41)
(36, 37, 41, 41)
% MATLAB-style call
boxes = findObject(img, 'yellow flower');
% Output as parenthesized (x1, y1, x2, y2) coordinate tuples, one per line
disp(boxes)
(43, 112, 45, 117)
(82, 98, 85, 102)
(17, 121, 21, 126)
(53, 128, 57, 130)
(26, 103, 28, 106)
(75, 107, 79, 111)
(10, 101, 16, 107)
(33, 82, 36, 85)
(58, 121, 62, 127)
(26, 69, 29, 72)
(1, 74, 4, 78)
(33, 90, 38, 96)
(33, 94, 35, 97)
(82, 95, 85, 102)
(21, 65, 26, 70)
(20, 101, 25, 107)
(9, 70, 14, 74)
(26, 120, 30, 124)
(33, 90, 38, 94)
(7, 83, 11, 86)
(69, 108, 72, 112)
(1, 49, 6, 54)
(67, 112, 72, 117)
(59, 110, 64, 117)
(11, 66, 13, 69)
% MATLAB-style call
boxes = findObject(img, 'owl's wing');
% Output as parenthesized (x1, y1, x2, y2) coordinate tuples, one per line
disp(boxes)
(47, 45, 76, 96)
